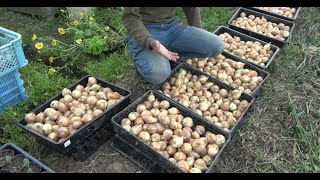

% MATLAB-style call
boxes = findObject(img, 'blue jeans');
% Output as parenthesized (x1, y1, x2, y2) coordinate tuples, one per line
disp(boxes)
(126, 19, 224, 85)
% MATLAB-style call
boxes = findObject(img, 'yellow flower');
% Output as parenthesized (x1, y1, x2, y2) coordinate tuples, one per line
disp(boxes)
(35, 42, 43, 50)
(73, 20, 79, 26)
(60, 9, 64, 13)
(104, 26, 110, 31)
(69, 14, 73, 18)
(58, 28, 65, 35)
(48, 67, 56, 74)
(52, 39, 57, 46)
(103, 36, 108, 40)
(31, 34, 37, 41)
(49, 57, 54, 63)
(89, 16, 94, 21)
(80, 12, 84, 16)
(76, 39, 82, 44)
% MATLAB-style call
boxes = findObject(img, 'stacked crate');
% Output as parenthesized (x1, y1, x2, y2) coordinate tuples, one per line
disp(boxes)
(0, 27, 28, 114)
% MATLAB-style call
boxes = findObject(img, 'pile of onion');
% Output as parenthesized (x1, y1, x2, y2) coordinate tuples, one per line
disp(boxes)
(231, 12, 291, 41)
(121, 92, 227, 173)
(160, 68, 250, 131)
(185, 54, 264, 94)
(24, 77, 124, 142)
(217, 32, 274, 67)
(255, 7, 297, 18)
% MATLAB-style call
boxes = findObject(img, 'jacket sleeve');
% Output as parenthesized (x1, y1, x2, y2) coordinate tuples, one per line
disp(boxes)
(123, 7, 155, 49)
(182, 7, 201, 28)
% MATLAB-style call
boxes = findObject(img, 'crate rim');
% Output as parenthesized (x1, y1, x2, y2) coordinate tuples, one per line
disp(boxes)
(17, 75, 132, 146)
(111, 89, 232, 173)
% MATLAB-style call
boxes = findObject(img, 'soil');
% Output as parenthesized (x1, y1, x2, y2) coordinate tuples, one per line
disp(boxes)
(17, 162, 42, 173)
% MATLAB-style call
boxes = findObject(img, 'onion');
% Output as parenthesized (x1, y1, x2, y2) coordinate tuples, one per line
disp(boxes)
(89, 84, 101, 91)
(35, 112, 45, 123)
(47, 109, 60, 121)
(176, 160, 190, 173)
(82, 114, 94, 124)
(107, 100, 117, 109)
(140, 110, 152, 118)
(206, 133, 217, 144)
(194, 159, 208, 172)
(172, 136, 184, 148)
(152, 101, 160, 109)
(89, 91, 97, 96)
(189, 168, 202, 173)
(166, 145, 177, 156)
(191, 131, 200, 139)
(96, 92, 107, 100)
(161, 129, 173, 141)
(181, 143, 192, 154)
(96, 100, 108, 111)
(207, 144, 219, 157)
(50, 100, 60, 109)
(192, 139, 207, 155)
(57, 127, 69, 138)
(159, 100, 170, 110)
(138, 131, 151, 143)
(216, 134, 226, 147)
(122, 125, 131, 132)
(186, 156, 195, 167)
(143, 124, 158, 134)
(72, 120, 83, 129)
(158, 114, 170, 127)
(188, 151, 200, 159)
(147, 92, 156, 102)
(158, 151, 170, 159)
(25, 112, 37, 124)
(75, 84, 85, 92)
(143, 116, 157, 124)
(47, 132, 59, 141)
(131, 124, 143, 136)
(41, 124, 52, 135)
(137, 104, 147, 114)
(169, 120, 179, 130)
(93, 109, 104, 117)
(169, 158, 177, 165)
(203, 155, 213, 166)
(182, 117, 193, 128)
(57, 102, 69, 113)
(154, 123, 165, 134)
(174, 152, 187, 162)
(51, 125, 60, 133)
(143, 101, 153, 110)
(88, 77, 97, 85)
(57, 117, 69, 127)
(71, 90, 82, 99)
(151, 133, 161, 142)
(71, 107, 85, 117)
(195, 125, 205, 136)
(62, 88, 72, 97)
(87, 96, 98, 107)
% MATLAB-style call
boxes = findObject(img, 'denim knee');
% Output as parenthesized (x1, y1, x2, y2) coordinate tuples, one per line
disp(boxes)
(149, 65, 171, 85)
(206, 38, 225, 57)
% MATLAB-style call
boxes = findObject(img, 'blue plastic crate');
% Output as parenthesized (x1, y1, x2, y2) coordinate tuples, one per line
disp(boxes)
(0, 27, 28, 77)
(0, 70, 27, 113)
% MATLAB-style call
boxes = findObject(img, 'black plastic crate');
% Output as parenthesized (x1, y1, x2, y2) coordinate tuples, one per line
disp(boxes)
(246, 7, 301, 22)
(17, 75, 131, 154)
(0, 143, 54, 173)
(228, 7, 296, 48)
(111, 90, 231, 173)
(181, 51, 270, 98)
(152, 63, 255, 136)
(66, 122, 114, 162)
(213, 26, 280, 70)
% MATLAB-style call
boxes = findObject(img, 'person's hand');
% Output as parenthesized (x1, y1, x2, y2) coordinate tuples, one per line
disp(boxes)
(150, 40, 179, 61)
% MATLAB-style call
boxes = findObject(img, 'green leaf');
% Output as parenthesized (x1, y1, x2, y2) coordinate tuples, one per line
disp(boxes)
(23, 158, 30, 166)
(27, 167, 33, 173)
(5, 156, 12, 161)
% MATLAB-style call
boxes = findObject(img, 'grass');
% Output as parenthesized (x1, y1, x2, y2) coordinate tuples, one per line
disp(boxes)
(1, 7, 320, 173)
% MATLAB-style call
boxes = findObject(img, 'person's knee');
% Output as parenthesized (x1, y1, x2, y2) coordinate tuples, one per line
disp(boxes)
(135, 54, 171, 85)
(149, 64, 171, 85)
(206, 38, 224, 57)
